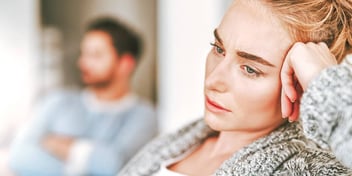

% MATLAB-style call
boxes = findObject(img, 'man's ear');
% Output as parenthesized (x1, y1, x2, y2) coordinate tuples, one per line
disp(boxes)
(117, 53, 136, 76)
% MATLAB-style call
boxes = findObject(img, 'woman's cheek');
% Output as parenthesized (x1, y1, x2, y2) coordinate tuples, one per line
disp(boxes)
(237, 76, 281, 111)
(205, 53, 217, 76)
(257, 78, 282, 110)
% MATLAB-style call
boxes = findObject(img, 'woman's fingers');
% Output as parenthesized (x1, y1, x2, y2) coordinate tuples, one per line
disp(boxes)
(288, 83, 303, 122)
(288, 99, 300, 122)
(281, 51, 297, 103)
(280, 42, 336, 122)
(281, 89, 292, 118)
(280, 43, 299, 119)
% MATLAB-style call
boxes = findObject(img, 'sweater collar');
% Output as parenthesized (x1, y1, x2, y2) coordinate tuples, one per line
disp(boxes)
(121, 119, 306, 175)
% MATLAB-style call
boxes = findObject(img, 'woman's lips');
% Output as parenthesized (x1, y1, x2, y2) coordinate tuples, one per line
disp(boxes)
(205, 96, 231, 113)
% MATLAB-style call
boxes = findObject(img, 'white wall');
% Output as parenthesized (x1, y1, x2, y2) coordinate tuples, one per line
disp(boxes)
(157, 0, 232, 133)
(0, 0, 39, 143)
(0, 1, 39, 174)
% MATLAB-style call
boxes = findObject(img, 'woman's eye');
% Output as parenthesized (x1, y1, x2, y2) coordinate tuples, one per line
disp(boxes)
(210, 43, 225, 56)
(215, 46, 224, 54)
(242, 65, 261, 78)
(245, 66, 256, 74)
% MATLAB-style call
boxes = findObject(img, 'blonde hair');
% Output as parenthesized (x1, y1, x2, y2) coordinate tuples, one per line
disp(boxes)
(263, 0, 352, 63)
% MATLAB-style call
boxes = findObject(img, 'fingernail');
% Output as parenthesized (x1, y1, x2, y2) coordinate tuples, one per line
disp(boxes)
(288, 119, 294, 123)
(282, 116, 288, 119)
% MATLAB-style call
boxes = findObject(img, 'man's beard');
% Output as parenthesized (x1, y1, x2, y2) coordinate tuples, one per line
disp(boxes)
(90, 80, 112, 89)
(84, 76, 114, 90)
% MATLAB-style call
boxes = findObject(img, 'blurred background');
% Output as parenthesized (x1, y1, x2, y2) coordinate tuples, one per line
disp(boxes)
(0, 0, 232, 174)
(2, 0, 352, 175)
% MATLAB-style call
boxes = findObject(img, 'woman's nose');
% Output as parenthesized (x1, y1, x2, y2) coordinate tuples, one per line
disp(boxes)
(205, 58, 230, 93)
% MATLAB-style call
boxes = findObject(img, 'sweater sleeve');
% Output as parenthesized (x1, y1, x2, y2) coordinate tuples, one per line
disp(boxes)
(300, 62, 352, 167)
(9, 94, 65, 176)
(84, 103, 158, 176)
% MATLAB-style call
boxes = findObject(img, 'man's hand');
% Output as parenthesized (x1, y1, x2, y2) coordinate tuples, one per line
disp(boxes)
(281, 42, 337, 122)
(42, 135, 75, 161)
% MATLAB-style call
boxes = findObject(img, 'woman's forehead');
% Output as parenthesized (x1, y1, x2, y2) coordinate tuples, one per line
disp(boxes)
(217, 0, 292, 65)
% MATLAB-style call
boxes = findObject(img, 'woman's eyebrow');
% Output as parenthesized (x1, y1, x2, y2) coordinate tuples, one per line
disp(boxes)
(214, 28, 275, 67)
(214, 29, 223, 44)
(237, 51, 275, 67)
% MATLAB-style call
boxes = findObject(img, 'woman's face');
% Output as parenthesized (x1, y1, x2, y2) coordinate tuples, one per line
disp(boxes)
(204, 0, 293, 132)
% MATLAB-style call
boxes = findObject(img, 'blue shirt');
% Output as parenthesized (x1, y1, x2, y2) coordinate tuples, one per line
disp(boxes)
(9, 90, 158, 176)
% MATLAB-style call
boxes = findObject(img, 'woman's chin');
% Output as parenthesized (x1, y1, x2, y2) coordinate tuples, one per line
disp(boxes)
(204, 112, 228, 131)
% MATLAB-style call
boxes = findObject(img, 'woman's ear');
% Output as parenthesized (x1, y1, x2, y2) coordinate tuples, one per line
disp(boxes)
(117, 53, 136, 77)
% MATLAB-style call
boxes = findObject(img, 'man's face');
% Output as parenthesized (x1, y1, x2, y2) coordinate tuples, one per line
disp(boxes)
(78, 30, 119, 86)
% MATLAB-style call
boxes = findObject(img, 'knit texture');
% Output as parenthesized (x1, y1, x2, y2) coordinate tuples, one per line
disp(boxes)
(301, 63, 352, 168)
(119, 119, 351, 175)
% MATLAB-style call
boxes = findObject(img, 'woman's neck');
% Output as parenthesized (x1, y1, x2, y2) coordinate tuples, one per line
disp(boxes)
(209, 121, 285, 157)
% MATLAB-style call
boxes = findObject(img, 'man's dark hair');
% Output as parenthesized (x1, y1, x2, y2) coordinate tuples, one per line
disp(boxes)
(86, 17, 143, 62)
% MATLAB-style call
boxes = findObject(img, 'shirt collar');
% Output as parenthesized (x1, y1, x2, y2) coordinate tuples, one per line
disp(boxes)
(82, 89, 138, 114)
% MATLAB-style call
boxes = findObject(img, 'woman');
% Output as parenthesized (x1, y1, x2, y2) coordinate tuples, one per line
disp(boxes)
(119, 0, 352, 175)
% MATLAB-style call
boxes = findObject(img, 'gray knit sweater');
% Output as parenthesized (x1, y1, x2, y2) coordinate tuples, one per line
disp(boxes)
(119, 64, 352, 176)
(301, 62, 352, 168)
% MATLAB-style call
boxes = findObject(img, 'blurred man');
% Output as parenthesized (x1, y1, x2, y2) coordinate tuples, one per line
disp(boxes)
(9, 17, 157, 176)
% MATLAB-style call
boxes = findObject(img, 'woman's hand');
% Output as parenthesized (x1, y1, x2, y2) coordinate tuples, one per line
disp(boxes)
(281, 42, 337, 122)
